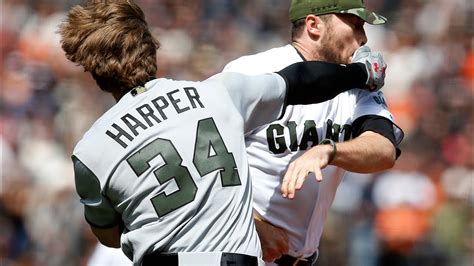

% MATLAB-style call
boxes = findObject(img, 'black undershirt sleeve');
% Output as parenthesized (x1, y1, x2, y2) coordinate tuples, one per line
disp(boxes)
(352, 115, 401, 159)
(276, 61, 368, 105)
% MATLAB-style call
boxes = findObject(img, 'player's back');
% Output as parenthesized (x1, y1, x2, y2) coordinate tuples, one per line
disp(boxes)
(72, 77, 268, 264)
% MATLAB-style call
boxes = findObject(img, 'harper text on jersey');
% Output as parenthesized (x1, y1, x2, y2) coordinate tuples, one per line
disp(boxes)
(106, 87, 205, 148)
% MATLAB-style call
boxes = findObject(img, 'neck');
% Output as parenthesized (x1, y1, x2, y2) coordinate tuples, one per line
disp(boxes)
(113, 91, 126, 102)
(291, 40, 322, 61)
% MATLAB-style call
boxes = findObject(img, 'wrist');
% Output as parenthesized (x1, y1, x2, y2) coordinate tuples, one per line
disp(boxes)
(319, 138, 337, 164)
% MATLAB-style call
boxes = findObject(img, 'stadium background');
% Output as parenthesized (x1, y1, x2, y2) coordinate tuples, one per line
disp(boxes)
(0, 0, 472, 265)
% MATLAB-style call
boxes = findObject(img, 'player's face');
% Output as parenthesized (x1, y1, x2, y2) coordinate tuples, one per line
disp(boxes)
(318, 14, 368, 64)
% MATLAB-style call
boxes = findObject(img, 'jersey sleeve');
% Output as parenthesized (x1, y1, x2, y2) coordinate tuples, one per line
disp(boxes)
(210, 72, 287, 133)
(223, 55, 273, 75)
(72, 155, 121, 228)
(353, 90, 404, 145)
(223, 58, 255, 74)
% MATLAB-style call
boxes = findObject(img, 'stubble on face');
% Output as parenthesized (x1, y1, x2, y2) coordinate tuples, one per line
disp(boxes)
(317, 17, 351, 65)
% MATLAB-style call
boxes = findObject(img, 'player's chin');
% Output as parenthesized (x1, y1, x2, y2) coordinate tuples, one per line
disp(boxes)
(349, 49, 357, 62)
(344, 54, 353, 64)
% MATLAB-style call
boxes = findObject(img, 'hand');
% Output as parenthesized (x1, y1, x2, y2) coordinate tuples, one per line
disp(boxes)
(254, 217, 289, 262)
(281, 144, 333, 199)
(352, 45, 387, 91)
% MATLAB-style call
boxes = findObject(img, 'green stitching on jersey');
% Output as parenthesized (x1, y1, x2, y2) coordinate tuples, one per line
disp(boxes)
(127, 138, 197, 217)
(126, 117, 241, 217)
(193, 118, 241, 187)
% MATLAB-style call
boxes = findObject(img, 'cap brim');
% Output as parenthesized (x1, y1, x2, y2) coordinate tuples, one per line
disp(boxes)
(340, 8, 387, 25)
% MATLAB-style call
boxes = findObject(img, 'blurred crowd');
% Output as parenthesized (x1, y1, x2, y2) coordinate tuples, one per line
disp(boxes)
(0, 0, 472, 266)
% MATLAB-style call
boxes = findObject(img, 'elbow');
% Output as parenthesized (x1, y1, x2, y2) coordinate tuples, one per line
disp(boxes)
(379, 146, 396, 170)
(367, 132, 397, 171)
(382, 156, 396, 170)
(91, 226, 122, 249)
(99, 239, 121, 248)
(97, 234, 121, 248)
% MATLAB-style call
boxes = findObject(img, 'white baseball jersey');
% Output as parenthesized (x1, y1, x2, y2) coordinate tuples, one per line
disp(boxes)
(223, 44, 403, 259)
(72, 73, 288, 265)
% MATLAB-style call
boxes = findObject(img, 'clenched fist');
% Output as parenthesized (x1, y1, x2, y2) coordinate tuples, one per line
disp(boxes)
(352, 45, 387, 91)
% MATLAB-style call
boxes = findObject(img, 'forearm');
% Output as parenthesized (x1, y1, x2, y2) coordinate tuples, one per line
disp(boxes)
(91, 225, 122, 248)
(253, 215, 289, 262)
(331, 131, 396, 173)
(277, 62, 368, 105)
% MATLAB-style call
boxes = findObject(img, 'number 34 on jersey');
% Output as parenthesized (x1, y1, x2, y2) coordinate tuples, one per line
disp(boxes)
(127, 117, 241, 217)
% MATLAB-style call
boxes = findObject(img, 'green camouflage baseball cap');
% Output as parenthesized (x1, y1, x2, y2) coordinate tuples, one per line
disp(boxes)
(289, 0, 387, 24)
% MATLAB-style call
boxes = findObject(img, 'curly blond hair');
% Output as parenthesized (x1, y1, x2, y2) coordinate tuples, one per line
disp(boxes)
(59, 0, 160, 94)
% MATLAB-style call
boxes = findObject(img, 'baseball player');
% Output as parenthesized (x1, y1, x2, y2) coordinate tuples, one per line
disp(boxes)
(60, 1, 387, 266)
(223, 0, 404, 265)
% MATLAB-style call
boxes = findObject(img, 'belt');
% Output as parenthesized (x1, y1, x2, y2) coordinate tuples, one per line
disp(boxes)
(142, 252, 258, 266)
(274, 252, 318, 266)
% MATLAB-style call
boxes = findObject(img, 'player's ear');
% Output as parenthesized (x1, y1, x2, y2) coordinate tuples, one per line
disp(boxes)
(305, 15, 323, 37)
